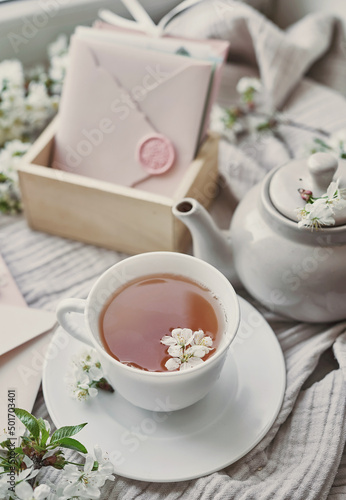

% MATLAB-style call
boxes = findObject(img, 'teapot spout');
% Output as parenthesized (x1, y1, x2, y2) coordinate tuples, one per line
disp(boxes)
(173, 198, 238, 285)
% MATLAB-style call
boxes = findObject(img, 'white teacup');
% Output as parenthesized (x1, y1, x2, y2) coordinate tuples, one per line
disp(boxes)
(56, 252, 240, 411)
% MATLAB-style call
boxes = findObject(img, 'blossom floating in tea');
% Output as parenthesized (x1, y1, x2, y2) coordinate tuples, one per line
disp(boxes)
(161, 328, 214, 371)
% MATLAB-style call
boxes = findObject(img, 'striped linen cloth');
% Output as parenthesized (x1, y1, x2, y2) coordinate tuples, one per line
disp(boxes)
(1, 1, 346, 498)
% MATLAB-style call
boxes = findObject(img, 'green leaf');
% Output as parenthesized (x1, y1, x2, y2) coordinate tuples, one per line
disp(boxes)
(313, 138, 332, 150)
(14, 409, 40, 440)
(50, 423, 87, 444)
(37, 418, 50, 446)
(256, 121, 271, 131)
(57, 438, 87, 454)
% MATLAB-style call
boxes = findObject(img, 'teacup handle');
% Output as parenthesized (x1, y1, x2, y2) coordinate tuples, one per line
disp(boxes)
(56, 298, 94, 347)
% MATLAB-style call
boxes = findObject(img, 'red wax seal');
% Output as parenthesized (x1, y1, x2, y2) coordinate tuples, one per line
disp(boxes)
(136, 134, 175, 175)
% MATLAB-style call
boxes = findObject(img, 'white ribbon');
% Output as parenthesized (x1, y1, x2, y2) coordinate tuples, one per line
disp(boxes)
(98, 0, 203, 37)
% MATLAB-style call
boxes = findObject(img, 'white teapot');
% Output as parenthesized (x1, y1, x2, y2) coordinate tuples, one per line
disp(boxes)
(173, 152, 346, 323)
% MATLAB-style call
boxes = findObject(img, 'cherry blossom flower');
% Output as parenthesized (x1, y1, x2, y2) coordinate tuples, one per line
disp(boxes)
(0, 467, 10, 499)
(161, 327, 194, 348)
(43, 481, 68, 500)
(296, 178, 346, 230)
(236, 77, 262, 94)
(323, 179, 346, 211)
(66, 368, 99, 401)
(65, 349, 113, 401)
(0, 35, 68, 213)
(191, 329, 213, 354)
(93, 445, 115, 482)
(0, 462, 39, 499)
(297, 202, 335, 230)
(61, 454, 110, 499)
(161, 329, 214, 371)
(15, 481, 51, 500)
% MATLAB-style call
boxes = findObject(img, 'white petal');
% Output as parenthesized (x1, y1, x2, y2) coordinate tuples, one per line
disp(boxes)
(34, 484, 51, 500)
(100, 462, 115, 477)
(62, 483, 80, 498)
(192, 330, 204, 344)
(326, 179, 339, 199)
(89, 366, 103, 381)
(78, 373, 91, 388)
(171, 328, 182, 336)
(75, 389, 89, 401)
(313, 204, 335, 224)
(165, 358, 181, 371)
(89, 387, 98, 398)
(167, 345, 183, 358)
(298, 219, 310, 229)
(181, 328, 194, 345)
(23, 456, 34, 468)
(84, 484, 101, 499)
(236, 77, 262, 94)
(334, 198, 346, 210)
(63, 463, 79, 477)
(43, 420, 51, 434)
(187, 345, 209, 358)
(84, 454, 95, 474)
(160, 335, 177, 346)
(15, 480, 33, 500)
(94, 444, 103, 463)
(78, 382, 90, 390)
(17, 467, 38, 482)
(201, 336, 213, 348)
(192, 331, 213, 348)
(184, 357, 204, 369)
(172, 329, 186, 345)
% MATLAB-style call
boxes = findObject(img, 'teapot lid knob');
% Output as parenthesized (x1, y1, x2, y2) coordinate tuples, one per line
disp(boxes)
(308, 153, 338, 196)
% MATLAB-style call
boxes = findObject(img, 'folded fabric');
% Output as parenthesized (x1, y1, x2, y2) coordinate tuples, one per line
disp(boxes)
(165, 0, 346, 108)
(52, 29, 220, 196)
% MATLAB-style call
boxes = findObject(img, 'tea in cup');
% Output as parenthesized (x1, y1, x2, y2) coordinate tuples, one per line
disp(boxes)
(56, 252, 240, 411)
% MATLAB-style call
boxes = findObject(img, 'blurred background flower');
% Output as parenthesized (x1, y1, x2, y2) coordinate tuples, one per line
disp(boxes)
(0, 35, 69, 214)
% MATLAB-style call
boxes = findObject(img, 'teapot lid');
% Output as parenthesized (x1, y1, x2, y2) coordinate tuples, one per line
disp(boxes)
(269, 152, 346, 227)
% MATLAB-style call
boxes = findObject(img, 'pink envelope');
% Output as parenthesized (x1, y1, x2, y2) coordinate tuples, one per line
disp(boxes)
(93, 20, 230, 141)
(52, 33, 213, 196)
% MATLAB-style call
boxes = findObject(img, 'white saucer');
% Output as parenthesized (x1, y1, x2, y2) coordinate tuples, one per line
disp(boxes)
(43, 296, 286, 483)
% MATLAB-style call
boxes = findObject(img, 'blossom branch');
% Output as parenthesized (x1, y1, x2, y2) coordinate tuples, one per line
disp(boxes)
(212, 77, 346, 162)
(0, 408, 115, 500)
